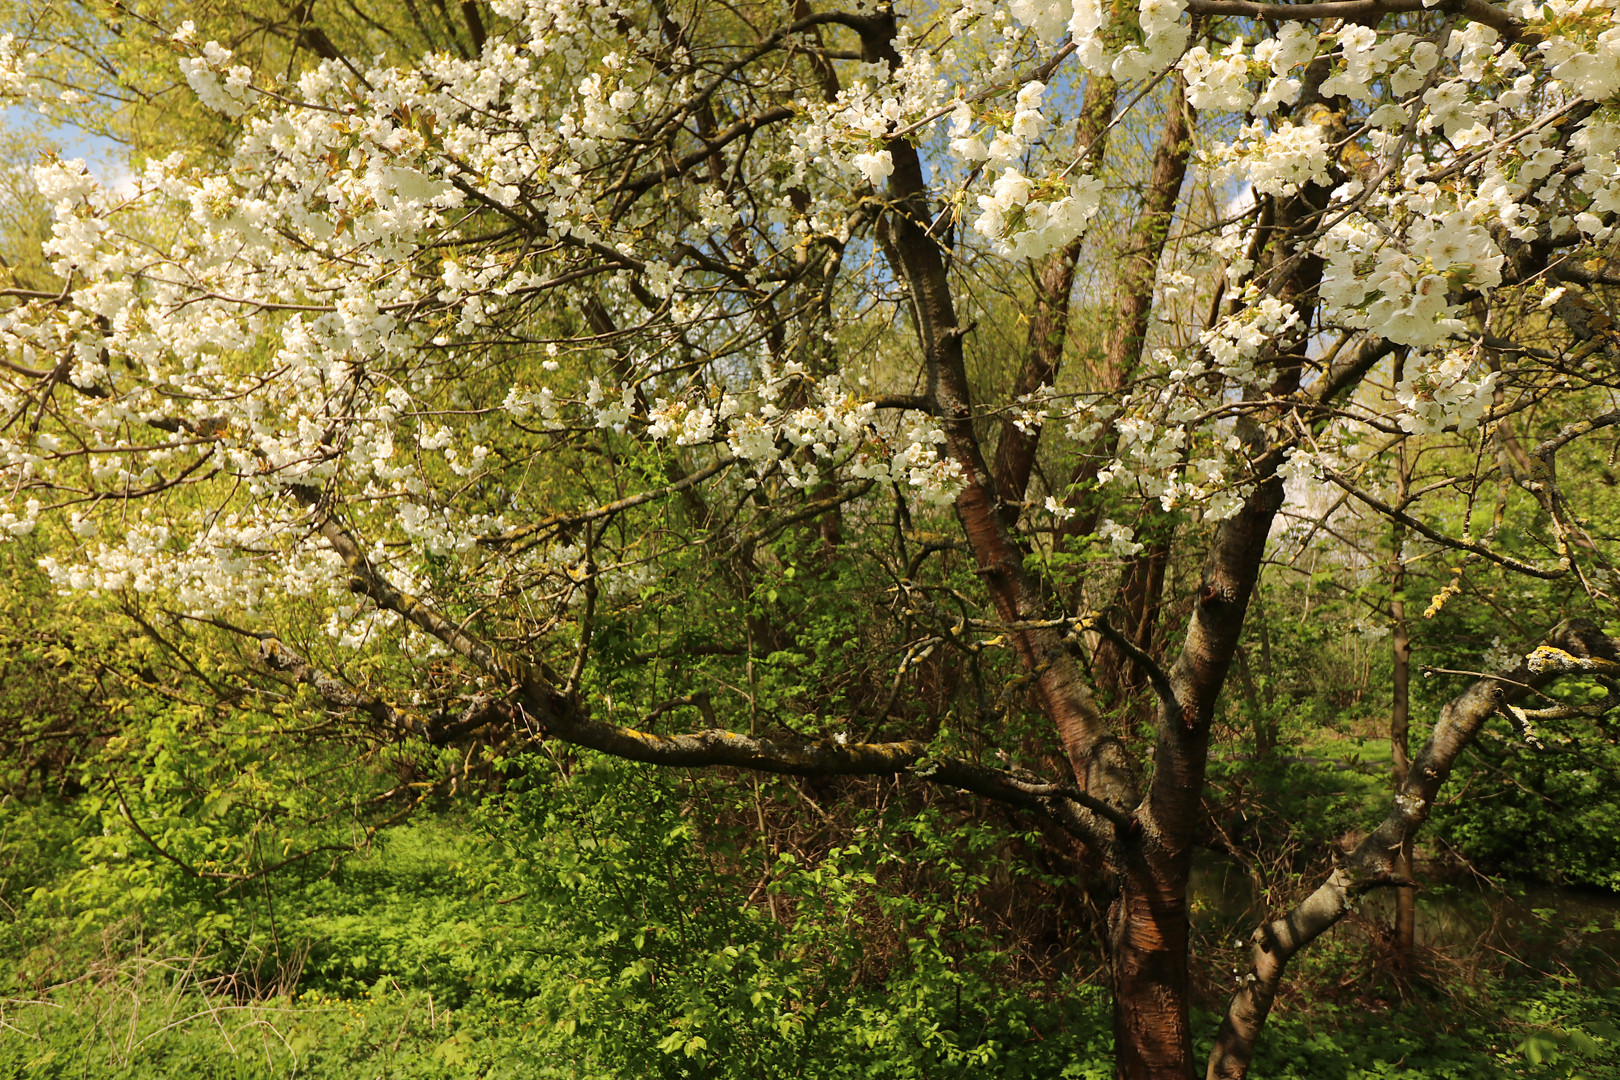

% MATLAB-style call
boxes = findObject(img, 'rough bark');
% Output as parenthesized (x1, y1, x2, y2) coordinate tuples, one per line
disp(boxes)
(1110, 857, 1197, 1080)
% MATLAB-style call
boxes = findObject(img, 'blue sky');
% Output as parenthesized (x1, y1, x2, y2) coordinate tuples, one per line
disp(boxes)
(2, 104, 127, 190)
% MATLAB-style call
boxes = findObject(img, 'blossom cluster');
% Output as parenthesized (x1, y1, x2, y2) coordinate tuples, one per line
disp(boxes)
(1, 0, 1619, 652)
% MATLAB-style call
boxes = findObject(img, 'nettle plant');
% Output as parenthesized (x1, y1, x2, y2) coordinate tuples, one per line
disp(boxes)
(6, 0, 1620, 1075)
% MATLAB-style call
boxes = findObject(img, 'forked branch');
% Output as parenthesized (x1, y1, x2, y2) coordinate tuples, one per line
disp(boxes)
(1206, 619, 1620, 1080)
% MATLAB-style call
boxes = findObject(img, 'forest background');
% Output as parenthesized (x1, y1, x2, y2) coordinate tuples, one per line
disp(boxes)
(1, 0, 1618, 1077)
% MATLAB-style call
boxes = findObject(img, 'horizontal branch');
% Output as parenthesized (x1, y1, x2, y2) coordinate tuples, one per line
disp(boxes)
(298, 490, 1122, 845)
(610, 105, 795, 199)
(485, 453, 736, 547)
(868, 393, 930, 411)
(0, 355, 53, 379)
(1533, 409, 1620, 462)
(733, 478, 875, 551)
(257, 635, 515, 746)
(534, 710, 1130, 841)
(259, 638, 417, 735)
(1323, 467, 1566, 579)
(1184, 0, 1536, 44)
(1311, 338, 1399, 409)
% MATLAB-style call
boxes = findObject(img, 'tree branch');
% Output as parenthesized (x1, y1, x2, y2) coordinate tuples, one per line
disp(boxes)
(292, 488, 1119, 845)
(1089, 613, 1180, 716)
(856, 12, 1137, 809)
(1184, 0, 1537, 45)
(610, 105, 795, 201)
(259, 638, 423, 737)
(1323, 466, 1567, 579)
(1206, 619, 1619, 1080)
(484, 453, 736, 548)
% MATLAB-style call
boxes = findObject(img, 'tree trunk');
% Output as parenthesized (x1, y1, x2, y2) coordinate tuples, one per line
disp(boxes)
(1110, 855, 1197, 1079)
(1095, 534, 1172, 700)
(1207, 618, 1620, 1080)
(1389, 437, 1416, 964)
(1109, 469, 1288, 1080)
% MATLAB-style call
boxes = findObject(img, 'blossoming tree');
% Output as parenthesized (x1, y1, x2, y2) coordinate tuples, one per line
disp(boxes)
(6, 0, 1620, 1075)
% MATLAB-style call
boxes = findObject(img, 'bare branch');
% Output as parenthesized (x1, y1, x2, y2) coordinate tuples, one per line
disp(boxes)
(1323, 466, 1567, 579)
(1184, 0, 1538, 45)
(610, 105, 795, 200)
(484, 452, 736, 547)
(259, 638, 422, 735)
(1088, 613, 1180, 716)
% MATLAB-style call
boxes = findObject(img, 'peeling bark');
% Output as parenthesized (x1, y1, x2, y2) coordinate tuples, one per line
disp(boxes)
(1110, 860, 1197, 1080)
